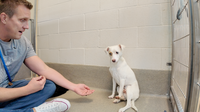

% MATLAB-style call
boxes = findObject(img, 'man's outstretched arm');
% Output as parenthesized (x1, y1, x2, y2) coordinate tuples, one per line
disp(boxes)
(24, 56, 94, 96)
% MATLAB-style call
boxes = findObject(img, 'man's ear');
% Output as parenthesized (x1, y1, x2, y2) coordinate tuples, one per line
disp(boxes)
(0, 13, 8, 24)
(104, 47, 109, 54)
(119, 44, 125, 51)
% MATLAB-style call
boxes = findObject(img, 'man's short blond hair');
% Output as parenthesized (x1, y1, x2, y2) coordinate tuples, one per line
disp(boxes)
(0, 0, 33, 18)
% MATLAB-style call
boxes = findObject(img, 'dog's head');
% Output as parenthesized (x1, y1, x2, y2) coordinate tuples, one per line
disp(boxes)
(105, 44, 125, 63)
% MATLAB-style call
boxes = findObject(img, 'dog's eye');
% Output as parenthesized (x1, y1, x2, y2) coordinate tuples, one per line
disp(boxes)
(116, 52, 119, 54)
(109, 52, 112, 56)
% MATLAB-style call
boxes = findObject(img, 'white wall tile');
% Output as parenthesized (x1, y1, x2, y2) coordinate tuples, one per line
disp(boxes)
(38, 0, 60, 10)
(85, 10, 118, 30)
(59, 0, 72, 3)
(56, 2, 72, 18)
(37, 35, 49, 49)
(139, 0, 169, 5)
(85, 48, 110, 66)
(38, 8, 50, 22)
(99, 27, 138, 48)
(162, 3, 172, 25)
(48, 4, 70, 20)
(59, 15, 85, 33)
(118, 0, 138, 8)
(70, 31, 99, 48)
(119, 6, 143, 27)
(149, 0, 169, 4)
(39, 20, 58, 35)
(38, 49, 48, 62)
(100, 0, 138, 10)
(49, 33, 71, 49)
(100, 0, 119, 10)
(59, 49, 85, 64)
(139, 26, 171, 48)
(120, 4, 162, 27)
(71, 0, 99, 15)
(39, 49, 59, 63)
(142, 4, 162, 26)
(123, 48, 162, 70)
(37, 0, 172, 70)
(38, 2, 72, 22)
(48, 50, 60, 63)
(139, 0, 150, 5)
(161, 48, 172, 70)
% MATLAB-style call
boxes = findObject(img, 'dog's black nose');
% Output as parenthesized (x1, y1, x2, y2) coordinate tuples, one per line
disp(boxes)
(112, 59, 116, 62)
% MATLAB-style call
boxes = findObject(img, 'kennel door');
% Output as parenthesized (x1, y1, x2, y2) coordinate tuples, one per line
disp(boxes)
(170, 0, 192, 111)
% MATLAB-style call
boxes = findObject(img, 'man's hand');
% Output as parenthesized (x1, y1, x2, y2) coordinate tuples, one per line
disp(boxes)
(73, 84, 94, 96)
(26, 76, 46, 94)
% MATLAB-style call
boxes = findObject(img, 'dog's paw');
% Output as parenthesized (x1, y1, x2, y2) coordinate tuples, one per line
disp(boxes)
(113, 99, 120, 104)
(115, 96, 120, 99)
(118, 108, 125, 112)
(115, 95, 126, 100)
(108, 95, 114, 99)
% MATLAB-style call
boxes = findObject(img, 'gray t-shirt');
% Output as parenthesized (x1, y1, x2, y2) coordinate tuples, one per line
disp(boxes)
(0, 36, 36, 88)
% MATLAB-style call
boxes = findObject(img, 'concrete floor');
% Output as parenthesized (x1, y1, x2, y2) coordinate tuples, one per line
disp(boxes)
(44, 64, 173, 112)
(48, 87, 173, 112)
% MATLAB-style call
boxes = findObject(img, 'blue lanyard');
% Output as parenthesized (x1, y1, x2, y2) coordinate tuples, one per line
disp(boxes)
(0, 50, 12, 85)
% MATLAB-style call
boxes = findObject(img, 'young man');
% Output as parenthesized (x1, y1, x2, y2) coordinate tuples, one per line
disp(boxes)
(0, 0, 94, 112)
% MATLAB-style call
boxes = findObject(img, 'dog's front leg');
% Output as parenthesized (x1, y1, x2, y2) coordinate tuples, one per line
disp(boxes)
(108, 78, 116, 99)
(117, 79, 125, 99)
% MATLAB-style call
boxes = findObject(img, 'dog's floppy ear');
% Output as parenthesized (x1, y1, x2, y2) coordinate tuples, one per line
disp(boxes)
(104, 47, 109, 54)
(119, 44, 125, 51)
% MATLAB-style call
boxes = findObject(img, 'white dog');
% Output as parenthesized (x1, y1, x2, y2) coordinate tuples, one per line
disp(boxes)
(105, 44, 140, 112)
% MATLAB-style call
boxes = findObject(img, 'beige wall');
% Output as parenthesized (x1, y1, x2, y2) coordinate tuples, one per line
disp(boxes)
(27, 0, 35, 19)
(37, 0, 172, 70)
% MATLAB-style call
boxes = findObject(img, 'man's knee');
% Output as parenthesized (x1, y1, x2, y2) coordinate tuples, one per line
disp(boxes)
(51, 84, 68, 98)
(45, 80, 56, 96)
(45, 80, 68, 98)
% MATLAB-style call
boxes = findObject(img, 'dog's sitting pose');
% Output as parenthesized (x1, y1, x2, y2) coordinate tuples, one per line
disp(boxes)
(105, 44, 140, 112)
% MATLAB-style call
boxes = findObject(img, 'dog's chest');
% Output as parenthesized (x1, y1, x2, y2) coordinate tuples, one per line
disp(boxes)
(109, 67, 124, 84)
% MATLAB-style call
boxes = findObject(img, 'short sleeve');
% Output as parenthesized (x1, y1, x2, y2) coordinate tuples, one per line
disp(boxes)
(23, 36, 37, 59)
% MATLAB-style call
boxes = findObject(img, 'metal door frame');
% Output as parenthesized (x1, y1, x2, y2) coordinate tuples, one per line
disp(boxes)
(187, 0, 200, 112)
(170, 0, 193, 111)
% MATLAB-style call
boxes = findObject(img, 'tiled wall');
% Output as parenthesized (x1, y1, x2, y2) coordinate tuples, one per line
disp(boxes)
(37, 0, 172, 70)
(170, 0, 190, 111)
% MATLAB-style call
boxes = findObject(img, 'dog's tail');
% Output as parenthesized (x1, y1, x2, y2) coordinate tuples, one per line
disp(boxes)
(131, 100, 138, 112)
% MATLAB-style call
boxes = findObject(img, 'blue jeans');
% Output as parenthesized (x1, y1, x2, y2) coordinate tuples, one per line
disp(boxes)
(0, 79, 56, 112)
